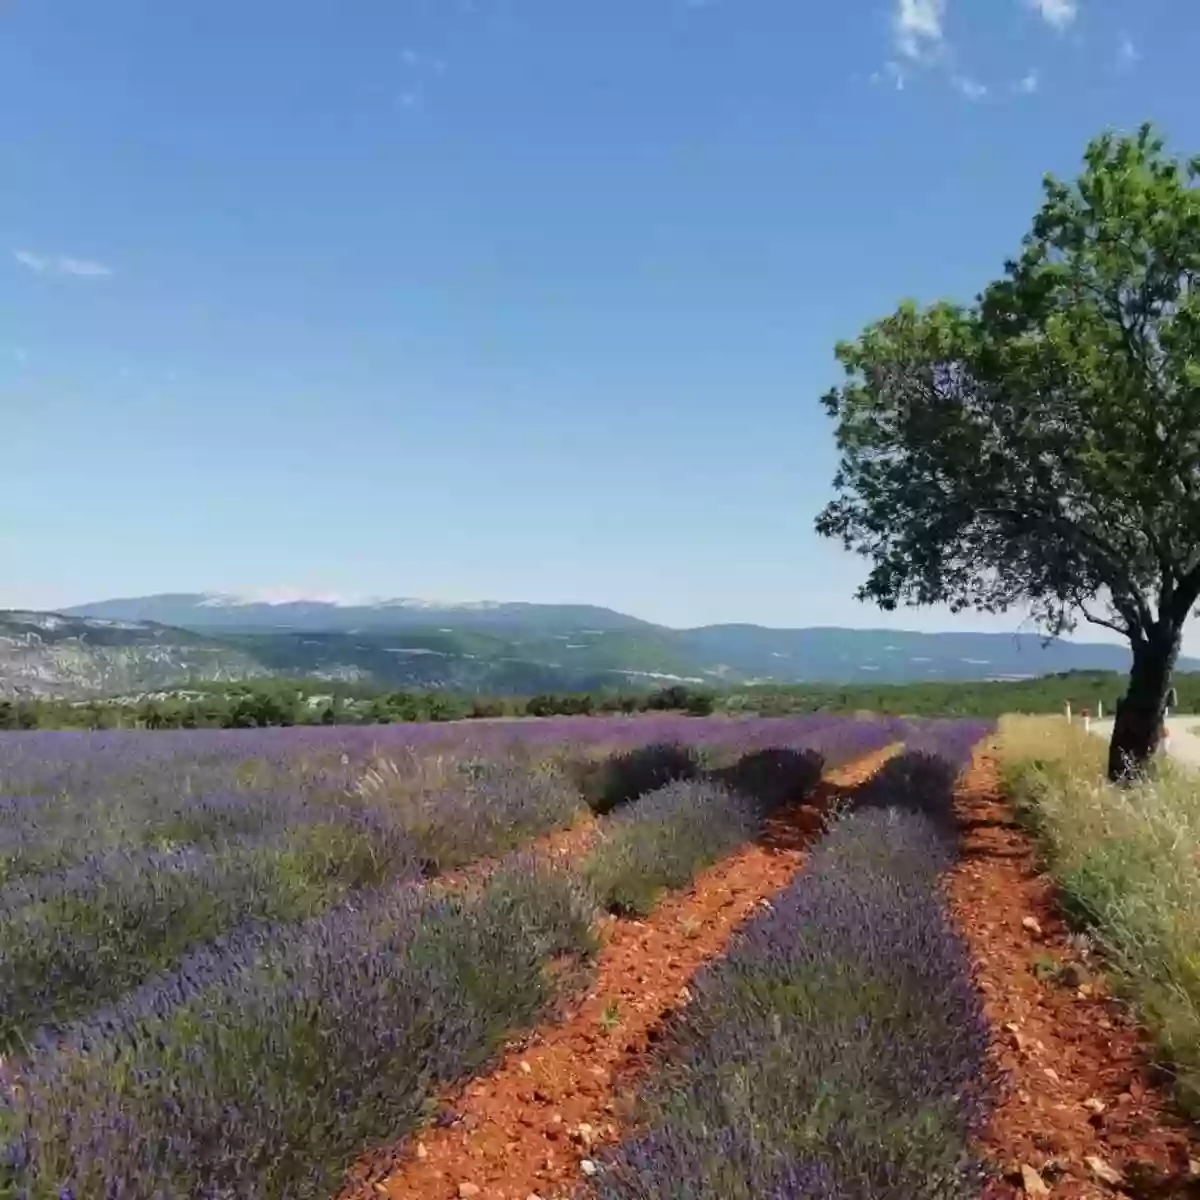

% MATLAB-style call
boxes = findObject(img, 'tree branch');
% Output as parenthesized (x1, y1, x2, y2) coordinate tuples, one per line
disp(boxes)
(1077, 599, 1132, 638)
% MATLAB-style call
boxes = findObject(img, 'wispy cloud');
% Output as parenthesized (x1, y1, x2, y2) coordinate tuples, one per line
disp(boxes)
(1013, 69, 1040, 94)
(1026, 0, 1078, 31)
(14, 249, 113, 278)
(870, 60, 908, 90)
(894, 0, 946, 61)
(1117, 32, 1140, 68)
(951, 74, 988, 100)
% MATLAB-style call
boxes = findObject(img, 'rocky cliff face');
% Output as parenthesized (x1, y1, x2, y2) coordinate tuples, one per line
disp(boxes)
(0, 612, 266, 699)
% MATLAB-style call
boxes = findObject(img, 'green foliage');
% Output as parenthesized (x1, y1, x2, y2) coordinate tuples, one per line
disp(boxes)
(0, 680, 728, 731)
(723, 669, 1150, 718)
(817, 124, 1200, 774)
(14, 669, 1200, 731)
(818, 123, 1200, 637)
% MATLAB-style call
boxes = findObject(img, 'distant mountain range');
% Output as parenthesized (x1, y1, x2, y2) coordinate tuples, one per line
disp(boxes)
(69, 594, 651, 634)
(0, 591, 1153, 700)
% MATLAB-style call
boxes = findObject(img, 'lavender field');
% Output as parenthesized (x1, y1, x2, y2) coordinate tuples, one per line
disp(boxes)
(0, 713, 938, 1199)
(596, 730, 995, 1199)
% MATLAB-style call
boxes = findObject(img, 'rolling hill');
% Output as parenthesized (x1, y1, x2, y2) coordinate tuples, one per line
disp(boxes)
(0, 592, 1170, 699)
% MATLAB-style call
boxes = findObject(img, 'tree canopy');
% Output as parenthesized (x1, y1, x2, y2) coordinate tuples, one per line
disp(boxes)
(816, 124, 1200, 778)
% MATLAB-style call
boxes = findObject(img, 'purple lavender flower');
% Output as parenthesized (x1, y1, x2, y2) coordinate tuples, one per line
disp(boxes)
(596, 746, 994, 1199)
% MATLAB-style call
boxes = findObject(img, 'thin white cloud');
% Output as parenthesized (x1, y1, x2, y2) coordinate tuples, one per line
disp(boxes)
(1013, 69, 1040, 94)
(894, 0, 946, 60)
(951, 74, 988, 100)
(1026, 0, 1077, 31)
(869, 60, 907, 90)
(13, 249, 113, 278)
(1117, 32, 1139, 68)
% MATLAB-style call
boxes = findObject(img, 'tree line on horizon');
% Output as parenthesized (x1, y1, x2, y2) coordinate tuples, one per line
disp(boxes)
(0, 671, 1181, 732)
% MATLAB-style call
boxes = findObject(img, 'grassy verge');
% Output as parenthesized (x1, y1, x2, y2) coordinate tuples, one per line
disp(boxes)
(592, 764, 991, 1198)
(997, 715, 1200, 1112)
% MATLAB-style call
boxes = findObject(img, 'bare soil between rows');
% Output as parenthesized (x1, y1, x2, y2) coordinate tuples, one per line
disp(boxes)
(948, 753, 1200, 1198)
(344, 748, 1199, 1200)
(341, 750, 892, 1200)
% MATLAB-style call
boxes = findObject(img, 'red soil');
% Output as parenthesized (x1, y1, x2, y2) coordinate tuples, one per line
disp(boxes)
(343, 750, 892, 1200)
(948, 752, 1200, 1198)
(428, 815, 601, 897)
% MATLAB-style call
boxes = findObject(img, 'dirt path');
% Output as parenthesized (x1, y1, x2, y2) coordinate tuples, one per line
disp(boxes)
(947, 752, 1200, 1198)
(1089, 717, 1200, 770)
(342, 750, 893, 1200)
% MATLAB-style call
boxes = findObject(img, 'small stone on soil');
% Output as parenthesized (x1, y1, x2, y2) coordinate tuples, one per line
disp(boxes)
(1085, 1155, 1123, 1186)
(1020, 1164, 1050, 1196)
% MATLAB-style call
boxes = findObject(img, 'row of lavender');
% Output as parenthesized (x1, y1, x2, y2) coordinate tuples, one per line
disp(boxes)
(594, 721, 995, 1199)
(0, 716, 905, 1048)
(0, 715, 904, 1198)
(0, 715, 897, 873)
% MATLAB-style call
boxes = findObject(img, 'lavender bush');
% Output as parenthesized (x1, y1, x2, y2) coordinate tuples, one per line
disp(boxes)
(0, 857, 596, 1200)
(0, 827, 422, 1050)
(902, 719, 995, 774)
(584, 780, 759, 916)
(352, 756, 582, 871)
(595, 755, 992, 1199)
(575, 743, 702, 816)
(0, 714, 927, 1196)
(0, 718, 893, 882)
(0, 784, 575, 1051)
(710, 746, 826, 813)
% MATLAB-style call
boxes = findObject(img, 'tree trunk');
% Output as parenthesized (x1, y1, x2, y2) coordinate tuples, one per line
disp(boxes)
(1107, 627, 1182, 782)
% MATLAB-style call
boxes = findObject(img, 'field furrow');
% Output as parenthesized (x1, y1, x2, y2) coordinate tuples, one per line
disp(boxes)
(947, 750, 1200, 1198)
(581, 738, 994, 1198)
(342, 749, 892, 1200)
(0, 716, 905, 1198)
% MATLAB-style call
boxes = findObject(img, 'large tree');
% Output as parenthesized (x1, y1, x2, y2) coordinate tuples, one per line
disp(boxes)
(816, 125, 1200, 780)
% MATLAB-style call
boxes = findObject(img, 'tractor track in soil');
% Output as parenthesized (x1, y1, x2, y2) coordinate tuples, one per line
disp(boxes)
(340, 749, 895, 1200)
(948, 752, 1200, 1199)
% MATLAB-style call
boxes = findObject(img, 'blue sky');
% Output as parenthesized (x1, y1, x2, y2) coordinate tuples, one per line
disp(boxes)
(2, 0, 1195, 635)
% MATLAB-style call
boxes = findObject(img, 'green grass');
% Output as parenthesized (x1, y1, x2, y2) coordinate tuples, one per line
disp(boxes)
(997, 715, 1200, 1113)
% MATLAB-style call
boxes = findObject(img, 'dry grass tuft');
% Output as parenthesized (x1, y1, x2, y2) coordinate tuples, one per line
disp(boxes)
(997, 715, 1200, 1112)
